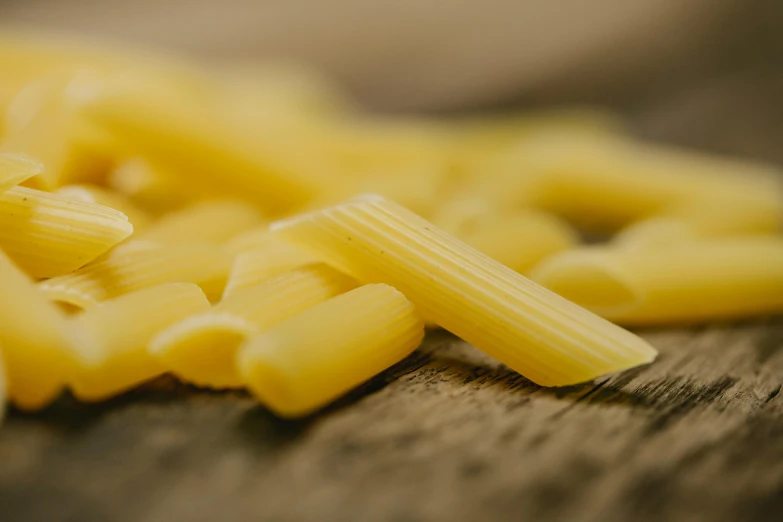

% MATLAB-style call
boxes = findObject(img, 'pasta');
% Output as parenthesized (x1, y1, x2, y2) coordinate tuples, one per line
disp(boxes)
(530, 238, 783, 325)
(69, 283, 211, 401)
(1, 71, 111, 190)
(272, 195, 657, 386)
(238, 283, 424, 417)
(614, 198, 783, 249)
(508, 131, 783, 231)
(433, 205, 577, 275)
(150, 264, 355, 388)
(0, 185, 133, 278)
(0, 153, 42, 193)
(38, 243, 231, 309)
(222, 239, 317, 298)
(78, 78, 323, 213)
(0, 250, 94, 410)
(56, 183, 153, 232)
(136, 199, 263, 246)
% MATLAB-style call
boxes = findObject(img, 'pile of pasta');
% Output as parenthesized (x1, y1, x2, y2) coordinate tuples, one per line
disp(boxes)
(1, 32, 782, 420)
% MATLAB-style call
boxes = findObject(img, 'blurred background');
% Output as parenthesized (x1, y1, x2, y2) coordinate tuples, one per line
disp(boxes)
(1, 0, 781, 164)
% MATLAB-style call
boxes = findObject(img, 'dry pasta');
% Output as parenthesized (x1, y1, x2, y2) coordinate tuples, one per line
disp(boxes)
(509, 131, 783, 231)
(78, 79, 322, 213)
(239, 284, 425, 417)
(434, 206, 578, 275)
(222, 240, 317, 298)
(614, 199, 783, 249)
(56, 183, 153, 232)
(530, 238, 783, 325)
(136, 199, 263, 246)
(38, 243, 231, 309)
(150, 264, 355, 388)
(0, 250, 94, 410)
(69, 283, 211, 401)
(272, 195, 657, 386)
(0, 185, 133, 277)
(0, 153, 42, 193)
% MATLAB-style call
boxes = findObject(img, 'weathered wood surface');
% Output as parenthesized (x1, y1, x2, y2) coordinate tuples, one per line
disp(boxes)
(1, 3, 783, 521)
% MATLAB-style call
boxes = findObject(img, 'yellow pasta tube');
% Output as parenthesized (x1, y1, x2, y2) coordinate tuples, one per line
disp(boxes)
(38, 243, 231, 309)
(0, 153, 42, 193)
(222, 240, 317, 298)
(56, 183, 153, 232)
(614, 198, 783, 249)
(69, 283, 211, 401)
(239, 283, 425, 417)
(106, 158, 224, 213)
(0, 186, 133, 278)
(137, 199, 263, 246)
(514, 132, 783, 231)
(1, 72, 111, 190)
(272, 195, 657, 387)
(0, 250, 93, 410)
(530, 238, 783, 326)
(223, 226, 276, 256)
(434, 206, 578, 274)
(150, 264, 355, 388)
(78, 80, 321, 213)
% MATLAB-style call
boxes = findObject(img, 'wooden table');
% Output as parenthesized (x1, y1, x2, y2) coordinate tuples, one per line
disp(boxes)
(1, 10, 782, 520)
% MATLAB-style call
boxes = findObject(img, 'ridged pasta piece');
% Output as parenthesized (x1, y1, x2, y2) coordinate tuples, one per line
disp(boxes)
(614, 198, 783, 249)
(78, 80, 321, 213)
(222, 240, 317, 298)
(56, 183, 153, 232)
(238, 283, 424, 417)
(0, 153, 42, 194)
(137, 199, 263, 246)
(68, 283, 211, 401)
(0, 250, 94, 410)
(272, 195, 657, 387)
(107, 158, 224, 213)
(512, 131, 783, 231)
(530, 238, 783, 326)
(1, 71, 111, 190)
(0, 186, 134, 278)
(224, 226, 276, 256)
(433, 205, 578, 275)
(38, 243, 231, 309)
(150, 264, 355, 388)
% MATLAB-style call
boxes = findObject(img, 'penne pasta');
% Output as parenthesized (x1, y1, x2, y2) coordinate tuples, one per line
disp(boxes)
(38, 243, 231, 309)
(150, 264, 355, 388)
(223, 225, 276, 256)
(137, 199, 263, 246)
(78, 79, 323, 213)
(1, 72, 111, 190)
(0, 153, 42, 194)
(509, 131, 783, 231)
(614, 198, 783, 249)
(0, 186, 133, 278)
(69, 283, 211, 401)
(238, 283, 425, 417)
(0, 250, 94, 410)
(272, 195, 657, 387)
(106, 158, 223, 213)
(222, 240, 317, 298)
(530, 238, 783, 325)
(434, 206, 578, 275)
(56, 183, 153, 232)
